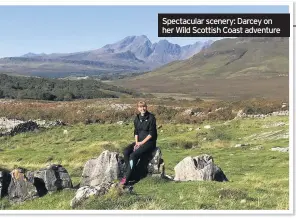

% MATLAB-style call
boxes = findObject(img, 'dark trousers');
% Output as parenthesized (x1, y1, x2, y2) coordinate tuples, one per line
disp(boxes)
(123, 141, 156, 184)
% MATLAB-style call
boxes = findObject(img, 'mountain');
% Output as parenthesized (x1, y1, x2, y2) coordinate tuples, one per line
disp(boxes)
(0, 35, 213, 78)
(111, 37, 289, 100)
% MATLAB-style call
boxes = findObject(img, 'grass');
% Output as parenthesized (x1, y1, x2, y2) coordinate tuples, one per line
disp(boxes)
(0, 115, 289, 210)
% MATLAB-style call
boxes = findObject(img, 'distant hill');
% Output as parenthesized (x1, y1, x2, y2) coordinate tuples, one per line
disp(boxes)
(111, 37, 289, 100)
(0, 73, 144, 101)
(0, 35, 212, 78)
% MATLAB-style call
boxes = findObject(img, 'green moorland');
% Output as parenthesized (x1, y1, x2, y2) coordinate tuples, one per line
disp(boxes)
(0, 114, 289, 210)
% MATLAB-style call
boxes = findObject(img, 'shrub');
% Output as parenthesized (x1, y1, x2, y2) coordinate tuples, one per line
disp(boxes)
(154, 106, 178, 121)
(206, 127, 232, 141)
(233, 98, 284, 114)
(207, 107, 236, 121)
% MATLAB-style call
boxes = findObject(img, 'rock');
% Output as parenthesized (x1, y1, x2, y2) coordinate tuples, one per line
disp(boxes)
(204, 125, 211, 129)
(236, 110, 246, 118)
(72, 148, 166, 207)
(234, 143, 249, 148)
(182, 109, 194, 116)
(109, 104, 132, 111)
(81, 147, 165, 187)
(0, 169, 11, 198)
(84, 119, 92, 125)
(34, 119, 65, 128)
(174, 154, 228, 182)
(0, 117, 24, 136)
(116, 121, 124, 125)
(9, 121, 39, 136)
(8, 168, 38, 203)
(270, 147, 289, 152)
(81, 147, 165, 188)
(56, 165, 73, 189)
(162, 174, 174, 181)
(147, 147, 165, 175)
(215, 107, 226, 112)
(70, 183, 112, 208)
(0, 118, 65, 137)
(271, 110, 289, 116)
(80, 151, 123, 187)
(6, 165, 72, 203)
(250, 145, 264, 150)
(70, 186, 99, 208)
(262, 122, 286, 128)
(34, 164, 73, 193)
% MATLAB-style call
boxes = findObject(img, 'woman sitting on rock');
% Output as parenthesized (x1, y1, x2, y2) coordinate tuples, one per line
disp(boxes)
(120, 101, 158, 186)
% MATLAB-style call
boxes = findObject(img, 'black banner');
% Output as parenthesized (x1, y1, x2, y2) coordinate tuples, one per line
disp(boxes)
(158, 13, 290, 37)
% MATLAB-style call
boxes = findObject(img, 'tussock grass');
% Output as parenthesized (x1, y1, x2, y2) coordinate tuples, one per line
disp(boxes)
(0, 98, 286, 125)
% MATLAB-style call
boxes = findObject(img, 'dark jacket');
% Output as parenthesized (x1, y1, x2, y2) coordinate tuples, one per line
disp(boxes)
(134, 111, 157, 142)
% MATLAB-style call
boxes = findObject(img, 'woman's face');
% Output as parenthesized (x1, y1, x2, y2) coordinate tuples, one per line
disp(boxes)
(138, 105, 147, 114)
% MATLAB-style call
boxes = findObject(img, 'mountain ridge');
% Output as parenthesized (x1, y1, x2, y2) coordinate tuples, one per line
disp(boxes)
(0, 35, 213, 78)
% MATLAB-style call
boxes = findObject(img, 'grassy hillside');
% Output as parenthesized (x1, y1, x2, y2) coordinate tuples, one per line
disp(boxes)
(112, 37, 289, 100)
(0, 115, 289, 210)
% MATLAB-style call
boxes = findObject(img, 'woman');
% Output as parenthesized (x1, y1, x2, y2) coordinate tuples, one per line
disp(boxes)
(120, 101, 158, 186)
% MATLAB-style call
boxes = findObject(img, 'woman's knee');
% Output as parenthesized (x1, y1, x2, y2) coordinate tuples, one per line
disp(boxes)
(123, 149, 130, 158)
(123, 143, 135, 156)
(129, 152, 139, 161)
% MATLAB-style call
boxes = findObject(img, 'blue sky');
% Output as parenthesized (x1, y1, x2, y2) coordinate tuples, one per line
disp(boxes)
(0, 5, 289, 58)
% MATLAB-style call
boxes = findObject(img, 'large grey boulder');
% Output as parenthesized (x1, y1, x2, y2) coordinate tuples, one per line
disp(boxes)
(73, 148, 166, 207)
(80, 148, 165, 187)
(8, 168, 38, 203)
(80, 150, 123, 187)
(174, 154, 228, 182)
(34, 164, 73, 193)
(6, 165, 72, 203)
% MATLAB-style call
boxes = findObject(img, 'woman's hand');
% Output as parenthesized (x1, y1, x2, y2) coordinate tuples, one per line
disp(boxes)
(134, 142, 142, 151)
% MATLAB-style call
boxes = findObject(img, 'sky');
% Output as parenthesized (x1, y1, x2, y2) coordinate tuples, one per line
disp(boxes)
(0, 5, 289, 58)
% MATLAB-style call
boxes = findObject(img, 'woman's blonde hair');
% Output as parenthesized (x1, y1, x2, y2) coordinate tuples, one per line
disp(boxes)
(137, 101, 147, 107)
